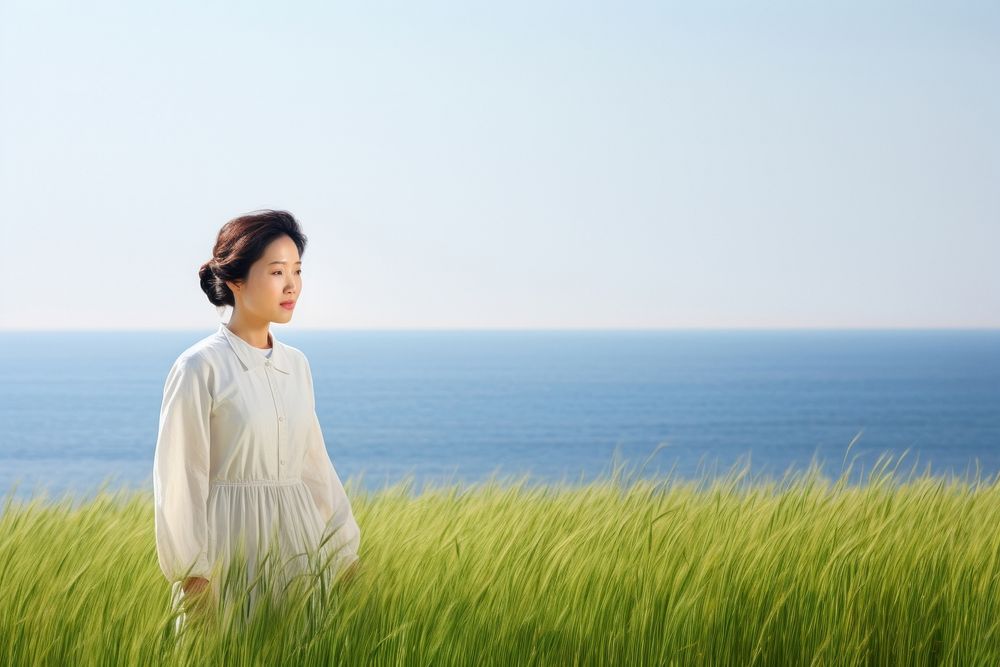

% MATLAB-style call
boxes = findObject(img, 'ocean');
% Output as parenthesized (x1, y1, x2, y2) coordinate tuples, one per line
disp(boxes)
(1, 328, 998, 501)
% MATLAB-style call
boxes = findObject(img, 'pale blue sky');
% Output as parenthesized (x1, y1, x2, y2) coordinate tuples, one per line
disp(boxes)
(1, 0, 997, 330)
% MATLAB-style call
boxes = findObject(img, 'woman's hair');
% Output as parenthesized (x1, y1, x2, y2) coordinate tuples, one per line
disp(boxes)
(199, 209, 308, 308)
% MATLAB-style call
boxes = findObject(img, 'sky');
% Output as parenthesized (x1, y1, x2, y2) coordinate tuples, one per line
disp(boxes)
(1, 0, 997, 330)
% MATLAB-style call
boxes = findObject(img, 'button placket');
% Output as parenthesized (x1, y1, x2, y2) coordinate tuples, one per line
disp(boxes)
(261, 361, 289, 476)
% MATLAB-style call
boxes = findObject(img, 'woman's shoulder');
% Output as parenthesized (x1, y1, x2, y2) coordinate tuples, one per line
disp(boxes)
(168, 328, 231, 373)
(276, 340, 310, 373)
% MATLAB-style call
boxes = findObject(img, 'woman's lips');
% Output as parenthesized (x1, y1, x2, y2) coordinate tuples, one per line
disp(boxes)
(280, 302, 295, 310)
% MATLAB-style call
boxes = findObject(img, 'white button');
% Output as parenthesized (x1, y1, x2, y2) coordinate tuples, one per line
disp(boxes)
(278, 416, 284, 422)
(280, 459, 285, 465)
(265, 359, 271, 366)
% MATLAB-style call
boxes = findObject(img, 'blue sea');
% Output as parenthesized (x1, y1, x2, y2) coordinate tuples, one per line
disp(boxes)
(1, 329, 998, 502)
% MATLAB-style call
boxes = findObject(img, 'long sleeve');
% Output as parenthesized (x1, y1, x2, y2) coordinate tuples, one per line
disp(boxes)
(300, 359, 361, 566)
(152, 354, 213, 583)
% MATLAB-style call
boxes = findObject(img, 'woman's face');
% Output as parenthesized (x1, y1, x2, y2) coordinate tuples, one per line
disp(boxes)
(226, 234, 302, 325)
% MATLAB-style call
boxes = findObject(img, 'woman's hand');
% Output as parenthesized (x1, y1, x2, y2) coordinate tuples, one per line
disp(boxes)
(182, 576, 210, 596)
(339, 559, 361, 586)
(181, 576, 215, 628)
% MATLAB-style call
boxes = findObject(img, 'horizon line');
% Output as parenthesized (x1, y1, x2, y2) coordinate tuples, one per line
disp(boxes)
(1, 326, 998, 333)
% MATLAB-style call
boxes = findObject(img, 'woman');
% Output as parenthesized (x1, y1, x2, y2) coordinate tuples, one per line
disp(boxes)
(152, 209, 361, 629)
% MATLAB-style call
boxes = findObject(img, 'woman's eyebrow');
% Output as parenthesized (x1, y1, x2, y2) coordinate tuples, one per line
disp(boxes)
(268, 260, 303, 265)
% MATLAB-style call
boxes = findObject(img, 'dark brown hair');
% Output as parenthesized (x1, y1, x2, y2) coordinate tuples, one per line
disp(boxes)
(199, 209, 308, 308)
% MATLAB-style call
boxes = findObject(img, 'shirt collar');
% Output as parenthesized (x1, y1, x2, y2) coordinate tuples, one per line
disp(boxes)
(218, 323, 292, 374)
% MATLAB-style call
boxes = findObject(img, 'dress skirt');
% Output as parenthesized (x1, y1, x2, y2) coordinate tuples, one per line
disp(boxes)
(170, 478, 349, 633)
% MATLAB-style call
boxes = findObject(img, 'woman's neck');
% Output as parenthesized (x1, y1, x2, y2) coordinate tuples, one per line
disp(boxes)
(226, 316, 272, 349)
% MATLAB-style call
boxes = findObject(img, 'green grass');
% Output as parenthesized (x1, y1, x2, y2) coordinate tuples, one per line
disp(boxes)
(2, 449, 1000, 666)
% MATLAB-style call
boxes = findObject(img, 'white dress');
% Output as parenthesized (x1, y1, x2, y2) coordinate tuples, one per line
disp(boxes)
(152, 322, 361, 622)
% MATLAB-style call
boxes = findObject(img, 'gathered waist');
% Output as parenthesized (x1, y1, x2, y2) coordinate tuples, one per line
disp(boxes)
(210, 478, 303, 487)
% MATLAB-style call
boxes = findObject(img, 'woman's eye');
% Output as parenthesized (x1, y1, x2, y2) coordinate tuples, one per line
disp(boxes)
(272, 270, 303, 275)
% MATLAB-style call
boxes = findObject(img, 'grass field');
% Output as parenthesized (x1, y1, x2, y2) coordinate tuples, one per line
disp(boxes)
(2, 450, 999, 666)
